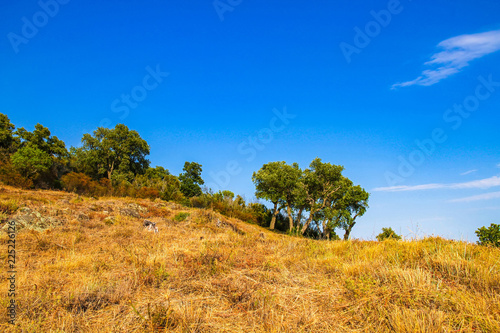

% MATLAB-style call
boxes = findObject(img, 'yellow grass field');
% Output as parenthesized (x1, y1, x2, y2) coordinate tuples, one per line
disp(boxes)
(0, 186, 499, 332)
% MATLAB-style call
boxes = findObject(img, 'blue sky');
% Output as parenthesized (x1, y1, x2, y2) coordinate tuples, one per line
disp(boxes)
(2, 0, 500, 241)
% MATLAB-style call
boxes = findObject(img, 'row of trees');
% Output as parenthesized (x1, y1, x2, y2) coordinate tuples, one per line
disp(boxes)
(0, 113, 277, 229)
(0, 113, 204, 201)
(1, 113, 372, 240)
(252, 159, 369, 239)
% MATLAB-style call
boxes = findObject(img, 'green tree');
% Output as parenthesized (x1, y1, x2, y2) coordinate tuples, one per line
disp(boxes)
(13, 123, 69, 185)
(11, 146, 53, 180)
(252, 161, 303, 231)
(222, 190, 235, 201)
(0, 113, 18, 152)
(235, 195, 245, 208)
(253, 158, 369, 238)
(134, 166, 182, 201)
(475, 223, 500, 247)
(15, 124, 68, 159)
(179, 162, 204, 198)
(300, 158, 344, 235)
(376, 227, 402, 241)
(144, 166, 170, 180)
(336, 185, 369, 240)
(74, 124, 150, 180)
(252, 161, 288, 230)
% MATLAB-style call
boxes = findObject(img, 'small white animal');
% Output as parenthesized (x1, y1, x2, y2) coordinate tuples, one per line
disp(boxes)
(143, 220, 159, 233)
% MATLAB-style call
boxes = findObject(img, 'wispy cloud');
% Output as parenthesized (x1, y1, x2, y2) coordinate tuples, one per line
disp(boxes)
(449, 191, 500, 203)
(460, 169, 478, 176)
(373, 176, 500, 192)
(392, 29, 500, 88)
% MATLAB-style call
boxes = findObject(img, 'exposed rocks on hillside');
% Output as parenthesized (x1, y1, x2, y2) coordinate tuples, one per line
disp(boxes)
(6, 207, 64, 232)
(119, 203, 148, 218)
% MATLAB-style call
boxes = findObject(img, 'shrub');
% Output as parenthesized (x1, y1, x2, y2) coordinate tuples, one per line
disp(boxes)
(232, 210, 257, 224)
(136, 187, 160, 200)
(0, 160, 33, 188)
(62, 172, 94, 194)
(475, 223, 500, 247)
(61, 172, 107, 197)
(113, 180, 136, 197)
(376, 227, 402, 241)
(61, 172, 111, 197)
(173, 212, 190, 222)
(189, 196, 210, 209)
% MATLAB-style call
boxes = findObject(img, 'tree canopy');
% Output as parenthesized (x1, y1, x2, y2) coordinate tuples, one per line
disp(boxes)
(0, 113, 18, 152)
(73, 124, 150, 180)
(253, 158, 369, 238)
(179, 161, 204, 198)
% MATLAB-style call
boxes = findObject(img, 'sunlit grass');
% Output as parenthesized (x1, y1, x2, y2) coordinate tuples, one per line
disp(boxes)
(0, 185, 498, 332)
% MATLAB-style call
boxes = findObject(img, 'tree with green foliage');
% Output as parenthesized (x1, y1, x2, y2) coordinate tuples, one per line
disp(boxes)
(235, 195, 245, 208)
(74, 124, 150, 180)
(12, 123, 69, 184)
(253, 158, 369, 238)
(252, 161, 289, 230)
(133, 166, 181, 201)
(300, 158, 345, 235)
(11, 145, 53, 180)
(144, 166, 170, 180)
(179, 162, 204, 198)
(336, 185, 369, 240)
(15, 124, 68, 159)
(0, 113, 19, 153)
(376, 227, 402, 241)
(475, 223, 500, 247)
(222, 190, 235, 201)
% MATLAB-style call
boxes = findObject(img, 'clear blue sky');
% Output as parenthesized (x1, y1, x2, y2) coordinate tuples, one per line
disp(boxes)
(3, 0, 500, 241)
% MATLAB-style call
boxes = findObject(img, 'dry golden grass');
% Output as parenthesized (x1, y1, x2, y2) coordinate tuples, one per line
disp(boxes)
(0, 185, 499, 332)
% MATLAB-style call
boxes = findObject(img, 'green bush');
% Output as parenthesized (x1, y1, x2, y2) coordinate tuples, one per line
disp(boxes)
(376, 227, 402, 241)
(475, 223, 500, 247)
(173, 212, 190, 222)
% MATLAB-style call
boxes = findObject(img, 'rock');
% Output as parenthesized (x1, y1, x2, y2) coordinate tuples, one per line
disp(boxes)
(19, 207, 31, 214)
(6, 210, 64, 232)
(120, 203, 147, 218)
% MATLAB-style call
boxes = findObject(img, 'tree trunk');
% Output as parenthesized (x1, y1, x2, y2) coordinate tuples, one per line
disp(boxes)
(343, 224, 354, 240)
(296, 208, 304, 230)
(300, 213, 314, 235)
(286, 204, 294, 232)
(270, 202, 279, 230)
(107, 161, 115, 180)
(321, 219, 327, 240)
(343, 215, 358, 240)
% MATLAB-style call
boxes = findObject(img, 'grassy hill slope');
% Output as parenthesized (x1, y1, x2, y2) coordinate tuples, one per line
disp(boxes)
(0, 186, 499, 332)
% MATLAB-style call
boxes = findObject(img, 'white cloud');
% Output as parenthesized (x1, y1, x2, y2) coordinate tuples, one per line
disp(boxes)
(373, 176, 500, 192)
(449, 191, 500, 203)
(460, 169, 478, 176)
(392, 29, 500, 88)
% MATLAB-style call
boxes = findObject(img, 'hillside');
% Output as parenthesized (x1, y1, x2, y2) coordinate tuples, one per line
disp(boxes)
(0, 186, 499, 332)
